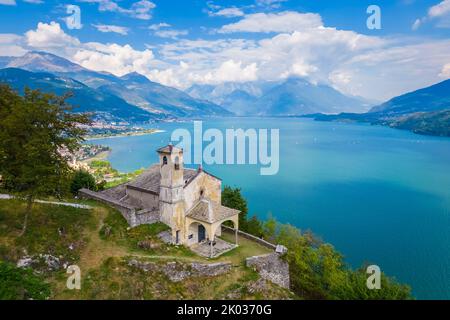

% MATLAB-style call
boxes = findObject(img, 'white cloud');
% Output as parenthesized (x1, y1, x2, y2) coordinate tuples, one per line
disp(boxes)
(80, 0, 156, 20)
(148, 23, 171, 31)
(154, 29, 188, 39)
(255, 0, 287, 9)
(23, 0, 44, 4)
(0, 0, 16, 5)
(412, 0, 450, 29)
(148, 23, 188, 39)
(93, 24, 129, 35)
(329, 40, 450, 99)
(73, 42, 154, 76)
(428, 0, 450, 17)
(201, 60, 258, 84)
(0, 33, 27, 56)
(210, 7, 244, 17)
(22, 22, 156, 77)
(3, 12, 450, 102)
(412, 19, 422, 30)
(219, 11, 323, 33)
(439, 63, 450, 78)
(25, 21, 80, 48)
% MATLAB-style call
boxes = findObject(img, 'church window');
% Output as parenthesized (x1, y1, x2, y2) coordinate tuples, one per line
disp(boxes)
(174, 156, 180, 170)
(162, 156, 168, 165)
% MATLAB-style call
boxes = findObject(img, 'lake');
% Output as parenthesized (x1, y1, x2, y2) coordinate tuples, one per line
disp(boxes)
(88, 117, 450, 299)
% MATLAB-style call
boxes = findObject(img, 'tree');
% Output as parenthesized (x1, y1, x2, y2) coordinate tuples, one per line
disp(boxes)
(70, 170, 97, 195)
(0, 85, 90, 235)
(221, 186, 249, 230)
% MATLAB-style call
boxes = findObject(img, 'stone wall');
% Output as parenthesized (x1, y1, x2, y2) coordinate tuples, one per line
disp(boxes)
(246, 253, 290, 289)
(128, 259, 232, 282)
(222, 225, 277, 250)
(79, 188, 160, 227)
(191, 262, 232, 277)
(135, 208, 160, 225)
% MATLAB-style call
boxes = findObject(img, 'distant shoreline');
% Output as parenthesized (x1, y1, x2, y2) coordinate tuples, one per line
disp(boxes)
(81, 150, 111, 164)
(85, 129, 165, 140)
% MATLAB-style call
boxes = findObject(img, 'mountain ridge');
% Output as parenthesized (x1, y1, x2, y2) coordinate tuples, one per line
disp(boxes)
(307, 78, 450, 137)
(187, 78, 373, 116)
(0, 52, 231, 120)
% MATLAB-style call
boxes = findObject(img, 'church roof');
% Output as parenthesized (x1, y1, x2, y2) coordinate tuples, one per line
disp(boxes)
(157, 144, 182, 154)
(186, 198, 240, 224)
(126, 164, 197, 194)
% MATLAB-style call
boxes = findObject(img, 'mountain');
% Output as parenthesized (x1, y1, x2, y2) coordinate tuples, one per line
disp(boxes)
(187, 78, 372, 116)
(369, 79, 450, 115)
(3, 51, 125, 88)
(98, 72, 231, 117)
(5, 51, 86, 73)
(0, 68, 155, 122)
(308, 79, 450, 137)
(1, 51, 231, 118)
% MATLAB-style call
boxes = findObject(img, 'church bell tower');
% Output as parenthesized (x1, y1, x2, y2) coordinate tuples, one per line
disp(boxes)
(157, 144, 185, 243)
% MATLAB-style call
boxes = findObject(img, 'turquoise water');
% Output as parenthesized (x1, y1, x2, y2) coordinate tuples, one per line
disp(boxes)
(89, 118, 450, 299)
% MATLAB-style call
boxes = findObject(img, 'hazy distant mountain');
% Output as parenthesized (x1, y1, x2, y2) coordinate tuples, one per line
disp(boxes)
(0, 51, 231, 118)
(0, 68, 155, 122)
(98, 72, 232, 118)
(309, 79, 450, 137)
(369, 79, 450, 115)
(187, 78, 372, 116)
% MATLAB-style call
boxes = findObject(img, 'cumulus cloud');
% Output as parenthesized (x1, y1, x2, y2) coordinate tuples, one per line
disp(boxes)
(80, 0, 156, 20)
(21, 22, 156, 77)
(0, 0, 16, 5)
(25, 21, 80, 48)
(200, 60, 258, 84)
(329, 40, 450, 99)
(218, 11, 323, 33)
(73, 43, 154, 76)
(3, 11, 450, 102)
(93, 24, 129, 35)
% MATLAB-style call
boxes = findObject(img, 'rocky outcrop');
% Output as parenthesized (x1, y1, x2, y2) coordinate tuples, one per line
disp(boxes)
(127, 259, 232, 282)
(17, 254, 66, 272)
(246, 253, 290, 289)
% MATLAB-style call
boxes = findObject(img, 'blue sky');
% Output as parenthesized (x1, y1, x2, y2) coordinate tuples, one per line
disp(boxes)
(0, 0, 449, 100)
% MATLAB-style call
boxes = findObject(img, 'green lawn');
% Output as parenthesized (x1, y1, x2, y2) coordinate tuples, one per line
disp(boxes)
(216, 231, 272, 265)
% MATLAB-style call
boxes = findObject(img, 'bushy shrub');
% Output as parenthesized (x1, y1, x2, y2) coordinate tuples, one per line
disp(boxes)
(0, 261, 51, 300)
(70, 170, 96, 195)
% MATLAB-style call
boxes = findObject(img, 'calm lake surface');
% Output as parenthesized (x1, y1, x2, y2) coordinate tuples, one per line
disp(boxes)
(89, 118, 450, 299)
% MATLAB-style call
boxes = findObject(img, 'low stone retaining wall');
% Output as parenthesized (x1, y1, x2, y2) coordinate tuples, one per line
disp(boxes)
(222, 225, 277, 250)
(128, 259, 232, 282)
(191, 262, 232, 277)
(79, 188, 160, 227)
(136, 208, 160, 225)
(246, 253, 290, 289)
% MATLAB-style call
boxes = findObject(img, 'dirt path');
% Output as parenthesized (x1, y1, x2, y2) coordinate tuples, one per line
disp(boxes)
(78, 207, 128, 270)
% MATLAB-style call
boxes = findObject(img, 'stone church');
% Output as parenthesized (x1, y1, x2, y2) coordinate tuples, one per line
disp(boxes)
(81, 144, 240, 252)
